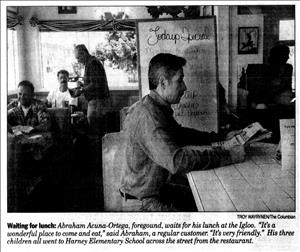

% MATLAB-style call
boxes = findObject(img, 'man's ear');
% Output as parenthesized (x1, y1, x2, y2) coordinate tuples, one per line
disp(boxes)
(158, 75, 167, 89)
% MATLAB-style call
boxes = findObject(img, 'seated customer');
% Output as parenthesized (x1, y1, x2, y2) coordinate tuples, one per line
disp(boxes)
(245, 45, 294, 142)
(265, 44, 294, 106)
(8, 80, 51, 133)
(119, 53, 245, 212)
(46, 70, 78, 108)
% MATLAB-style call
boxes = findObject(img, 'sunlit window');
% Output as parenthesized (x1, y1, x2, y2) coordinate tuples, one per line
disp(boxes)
(279, 19, 295, 90)
(40, 32, 138, 90)
(279, 20, 294, 41)
(7, 29, 19, 91)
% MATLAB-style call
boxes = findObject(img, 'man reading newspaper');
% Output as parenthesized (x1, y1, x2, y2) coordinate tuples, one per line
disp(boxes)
(119, 53, 247, 212)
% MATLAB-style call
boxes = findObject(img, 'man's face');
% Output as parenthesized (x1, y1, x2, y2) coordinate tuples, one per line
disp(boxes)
(18, 86, 33, 107)
(75, 49, 86, 64)
(58, 73, 68, 88)
(164, 68, 186, 104)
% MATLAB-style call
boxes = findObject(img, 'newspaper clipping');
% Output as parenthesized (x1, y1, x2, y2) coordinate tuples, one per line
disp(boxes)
(1, 2, 299, 252)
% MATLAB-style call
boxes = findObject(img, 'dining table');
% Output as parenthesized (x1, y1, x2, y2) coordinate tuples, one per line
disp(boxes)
(187, 142, 295, 212)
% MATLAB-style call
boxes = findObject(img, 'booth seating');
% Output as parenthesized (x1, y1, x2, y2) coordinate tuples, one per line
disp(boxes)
(7, 108, 73, 211)
(119, 107, 129, 130)
(47, 108, 72, 159)
(102, 131, 126, 211)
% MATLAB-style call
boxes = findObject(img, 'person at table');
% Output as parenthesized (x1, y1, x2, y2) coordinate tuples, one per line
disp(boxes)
(46, 69, 78, 108)
(8, 80, 51, 134)
(266, 44, 294, 106)
(71, 44, 110, 136)
(250, 44, 294, 109)
(119, 53, 245, 212)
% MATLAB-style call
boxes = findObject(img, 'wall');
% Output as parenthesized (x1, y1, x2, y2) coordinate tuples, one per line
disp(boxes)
(229, 6, 264, 109)
(216, 6, 230, 100)
(27, 6, 151, 20)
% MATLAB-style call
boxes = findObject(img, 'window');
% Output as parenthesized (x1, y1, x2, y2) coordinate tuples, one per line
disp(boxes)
(7, 29, 19, 91)
(40, 31, 138, 90)
(279, 20, 294, 41)
(279, 19, 295, 90)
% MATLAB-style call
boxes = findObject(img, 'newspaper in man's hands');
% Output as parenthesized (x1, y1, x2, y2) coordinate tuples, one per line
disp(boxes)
(212, 122, 272, 149)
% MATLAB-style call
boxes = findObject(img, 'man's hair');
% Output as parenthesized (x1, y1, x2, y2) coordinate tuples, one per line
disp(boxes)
(18, 80, 34, 93)
(57, 69, 69, 77)
(148, 53, 186, 90)
(74, 44, 89, 54)
(269, 44, 290, 64)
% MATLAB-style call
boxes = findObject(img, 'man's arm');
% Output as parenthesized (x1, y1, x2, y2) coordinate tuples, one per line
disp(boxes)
(7, 109, 16, 126)
(139, 112, 244, 175)
(178, 127, 222, 146)
(7, 99, 18, 110)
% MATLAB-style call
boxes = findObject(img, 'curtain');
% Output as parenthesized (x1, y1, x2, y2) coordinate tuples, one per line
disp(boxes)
(29, 17, 136, 32)
(7, 7, 23, 29)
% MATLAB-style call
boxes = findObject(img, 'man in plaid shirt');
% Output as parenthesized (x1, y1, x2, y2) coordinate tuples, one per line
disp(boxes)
(8, 80, 51, 133)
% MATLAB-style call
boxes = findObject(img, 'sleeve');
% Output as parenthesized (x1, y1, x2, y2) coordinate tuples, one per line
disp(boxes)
(7, 99, 18, 110)
(7, 100, 18, 126)
(34, 103, 51, 132)
(84, 61, 107, 92)
(7, 108, 16, 126)
(138, 113, 232, 175)
(178, 127, 223, 146)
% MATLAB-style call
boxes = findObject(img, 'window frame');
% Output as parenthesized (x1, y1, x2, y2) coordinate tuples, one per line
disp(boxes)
(278, 18, 295, 91)
(7, 28, 19, 93)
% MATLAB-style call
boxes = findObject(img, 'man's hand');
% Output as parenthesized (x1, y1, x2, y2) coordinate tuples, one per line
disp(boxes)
(70, 87, 84, 97)
(76, 80, 84, 87)
(22, 126, 35, 134)
(228, 145, 245, 163)
(226, 129, 243, 140)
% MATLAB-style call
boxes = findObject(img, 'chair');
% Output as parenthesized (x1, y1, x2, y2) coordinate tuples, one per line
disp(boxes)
(46, 108, 73, 182)
(245, 64, 268, 107)
(102, 131, 126, 211)
(47, 108, 72, 144)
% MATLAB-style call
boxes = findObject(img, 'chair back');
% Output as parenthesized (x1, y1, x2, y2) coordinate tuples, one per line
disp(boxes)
(102, 131, 126, 211)
(47, 108, 71, 142)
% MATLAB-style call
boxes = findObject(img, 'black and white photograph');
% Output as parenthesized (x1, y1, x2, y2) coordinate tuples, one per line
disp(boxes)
(1, 2, 298, 252)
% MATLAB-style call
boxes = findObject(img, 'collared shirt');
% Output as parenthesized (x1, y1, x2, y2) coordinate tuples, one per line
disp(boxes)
(120, 90, 232, 199)
(83, 56, 110, 101)
(8, 99, 51, 132)
(47, 88, 78, 108)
